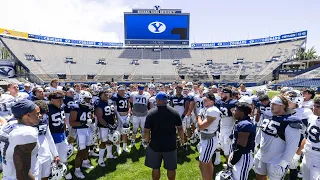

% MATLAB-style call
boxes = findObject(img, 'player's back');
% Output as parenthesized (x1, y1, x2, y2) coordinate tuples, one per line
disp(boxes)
(0, 121, 39, 180)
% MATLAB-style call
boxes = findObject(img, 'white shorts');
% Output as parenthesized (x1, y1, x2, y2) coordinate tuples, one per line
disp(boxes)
(75, 128, 94, 150)
(229, 153, 254, 180)
(219, 128, 233, 156)
(132, 116, 146, 134)
(301, 153, 320, 180)
(253, 156, 287, 179)
(182, 116, 192, 132)
(55, 139, 68, 163)
(99, 127, 112, 142)
(199, 136, 218, 163)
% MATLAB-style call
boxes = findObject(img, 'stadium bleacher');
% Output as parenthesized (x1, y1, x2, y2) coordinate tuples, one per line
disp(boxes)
(0, 34, 305, 83)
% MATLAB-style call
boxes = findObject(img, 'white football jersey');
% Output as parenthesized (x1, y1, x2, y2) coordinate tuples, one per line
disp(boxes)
(301, 100, 314, 109)
(131, 92, 150, 116)
(149, 96, 156, 109)
(305, 115, 320, 157)
(131, 92, 150, 106)
(194, 94, 204, 116)
(0, 121, 39, 180)
(239, 89, 253, 97)
(0, 94, 15, 119)
(199, 106, 221, 134)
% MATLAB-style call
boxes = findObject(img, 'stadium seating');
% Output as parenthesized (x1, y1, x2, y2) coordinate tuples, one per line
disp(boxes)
(0, 36, 304, 83)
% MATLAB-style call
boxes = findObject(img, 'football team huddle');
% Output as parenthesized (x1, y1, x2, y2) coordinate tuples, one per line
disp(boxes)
(0, 78, 319, 180)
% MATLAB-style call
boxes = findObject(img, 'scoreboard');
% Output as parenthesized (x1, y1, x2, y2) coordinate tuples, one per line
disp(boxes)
(124, 6, 190, 46)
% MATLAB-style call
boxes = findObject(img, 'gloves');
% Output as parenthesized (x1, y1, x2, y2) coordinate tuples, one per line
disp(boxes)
(86, 118, 93, 127)
(289, 153, 301, 169)
(269, 163, 287, 178)
(229, 145, 243, 165)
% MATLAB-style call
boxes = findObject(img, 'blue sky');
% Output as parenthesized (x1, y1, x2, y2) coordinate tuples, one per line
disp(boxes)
(1, 0, 319, 51)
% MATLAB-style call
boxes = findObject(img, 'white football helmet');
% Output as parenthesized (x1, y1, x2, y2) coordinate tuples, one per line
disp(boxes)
(256, 88, 266, 97)
(238, 96, 253, 105)
(215, 169, 234, 180)
(49, 162, 67, 180)
(122, 123, 130, 135)
(285, 90, 304, 107)
(108, 130, 121, 143)
(67, 144, 74, 159)
(79, 91, 93, 108)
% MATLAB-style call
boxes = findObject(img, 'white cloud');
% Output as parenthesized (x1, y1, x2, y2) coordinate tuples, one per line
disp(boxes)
(0, 0, 139, 42)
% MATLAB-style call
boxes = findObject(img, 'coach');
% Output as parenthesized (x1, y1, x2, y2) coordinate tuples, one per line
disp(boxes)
(144, 92, 185, 180)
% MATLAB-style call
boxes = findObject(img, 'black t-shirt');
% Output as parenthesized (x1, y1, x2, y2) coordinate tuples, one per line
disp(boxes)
(145, 105, 182, 152)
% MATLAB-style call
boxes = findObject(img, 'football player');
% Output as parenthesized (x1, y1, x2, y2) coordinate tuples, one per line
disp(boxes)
(227, 100, 256, 180)
(33, 100, 60, 180)
(0, 100, 40, 180)
(238, 83, 253, 97)
(63, 87, 76, 145)
(197, 93, 221, 180)
(300, 97, 320, 180)
(254, 95, 302, 180)
(170, 85, 190, 140)
(130, 84, 150, 148)
(111, 85, 131, 154)
(0, 87, 15, 120)
(69, 91, 95, 179)
(285, 90, 313, 179)
(95, 89, 118, 167)
(215, 88, 237, 161)
(302, 88, 315, 109)
(47, 91, 72, 180)
(6, 83, 29, 101)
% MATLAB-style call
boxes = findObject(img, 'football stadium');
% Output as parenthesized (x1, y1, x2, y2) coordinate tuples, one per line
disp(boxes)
(0, 3, 320, 180)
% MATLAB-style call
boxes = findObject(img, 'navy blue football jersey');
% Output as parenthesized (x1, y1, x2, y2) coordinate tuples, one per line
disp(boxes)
(169, 95, 189, 108)
(70, 104, 94, 129)
(111, 93, 130, 112)
(63, 96, 75, 113)
(261, 114, 301, 141)
(47, 104, 65, 134)
(216, 99, 237, 117)
(95, 99, 115, 127)
(35, 114, 49, 136)
(232, 117, 256, 153)
(252, 97, 260, 109)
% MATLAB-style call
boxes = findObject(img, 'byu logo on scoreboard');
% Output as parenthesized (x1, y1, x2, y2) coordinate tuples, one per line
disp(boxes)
(148, 21, 166, 33)
(154, 5, 161, 10)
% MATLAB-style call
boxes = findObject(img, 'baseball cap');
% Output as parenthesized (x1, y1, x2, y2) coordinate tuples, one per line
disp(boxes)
(11, 99, 36, 118)
(156, 92, 168, 101)
(222, 88, 232, 94)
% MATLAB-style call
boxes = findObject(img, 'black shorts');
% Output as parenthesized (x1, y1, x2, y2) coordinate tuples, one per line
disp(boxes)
(145, 147, 177, 170)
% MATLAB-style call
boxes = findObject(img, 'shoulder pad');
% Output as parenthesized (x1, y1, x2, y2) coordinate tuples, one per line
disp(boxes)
(70, 103, 80, 109)
(289, 122, 302, 129)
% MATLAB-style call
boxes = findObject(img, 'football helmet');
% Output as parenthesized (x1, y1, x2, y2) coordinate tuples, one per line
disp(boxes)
(122, 123, 130, 135)
(285, 90, 304, 107)
(215, 169, 234, 180)
(256, 88, 266, 97)
(108, 130, 121, 143)
(67, 144, 74, 159)
(79, 91, 93, 108)
(48, 162, 67, 180)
